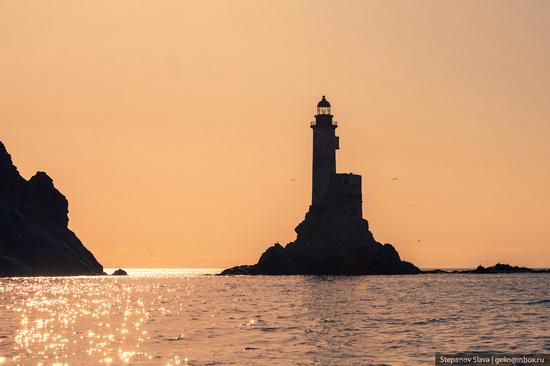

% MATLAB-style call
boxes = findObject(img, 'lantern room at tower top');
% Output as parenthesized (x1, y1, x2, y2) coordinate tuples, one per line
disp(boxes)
(317, 95, 332, 115)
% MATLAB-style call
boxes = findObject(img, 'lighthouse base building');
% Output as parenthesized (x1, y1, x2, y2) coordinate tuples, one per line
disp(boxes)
(222, 96, 419, 275)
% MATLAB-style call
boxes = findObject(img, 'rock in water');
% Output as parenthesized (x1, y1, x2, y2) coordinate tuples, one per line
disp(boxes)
(0, 141, 103, 277)
(466, 263, 546, 274)
(112, 269, 128, 276)
(221, 212, 420, 276)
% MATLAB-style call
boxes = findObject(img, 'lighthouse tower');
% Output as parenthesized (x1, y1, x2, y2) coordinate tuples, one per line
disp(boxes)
(311, 96, 339, 206)
(308, 96, 363, 221)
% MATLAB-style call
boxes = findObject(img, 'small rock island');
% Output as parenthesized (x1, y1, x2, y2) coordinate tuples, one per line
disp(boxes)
(112, 268, 128, 276)
(222, 96, 420, 275)
(0, 141, 103, 277)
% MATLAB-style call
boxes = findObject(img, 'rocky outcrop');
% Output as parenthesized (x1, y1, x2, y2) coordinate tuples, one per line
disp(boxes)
(467, 263, 548, 273)
(0, 141, 103, 277)
(422, 263, 549, 274)
(221, 210, 420, 276)
(460, 263, 548, 274)
(112, 268, 128, 276)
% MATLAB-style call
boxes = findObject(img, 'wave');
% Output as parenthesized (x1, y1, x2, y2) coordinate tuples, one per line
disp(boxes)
(527, 299, 550, 305)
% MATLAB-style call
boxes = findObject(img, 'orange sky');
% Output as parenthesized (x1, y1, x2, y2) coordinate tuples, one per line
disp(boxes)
(1, 1, 549, 268)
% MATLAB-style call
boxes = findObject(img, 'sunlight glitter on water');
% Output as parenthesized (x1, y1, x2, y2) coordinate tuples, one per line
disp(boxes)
(0, 272, 548, 365)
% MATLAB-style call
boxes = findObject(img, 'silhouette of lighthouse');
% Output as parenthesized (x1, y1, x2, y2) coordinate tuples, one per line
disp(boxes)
(308, 96, 363, 220)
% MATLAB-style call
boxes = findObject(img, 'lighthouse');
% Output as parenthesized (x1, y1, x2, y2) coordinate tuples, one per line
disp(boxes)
(309, 96, 362, 220)
(221, 95, 421, 275)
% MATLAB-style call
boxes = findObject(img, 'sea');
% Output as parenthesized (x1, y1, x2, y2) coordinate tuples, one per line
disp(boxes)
(0, 269, 548, 365)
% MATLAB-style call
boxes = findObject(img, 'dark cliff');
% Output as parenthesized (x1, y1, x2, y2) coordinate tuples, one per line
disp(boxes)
(0, 141, 103, 276)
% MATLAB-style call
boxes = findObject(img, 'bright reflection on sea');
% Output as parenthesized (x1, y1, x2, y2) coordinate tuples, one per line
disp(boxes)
(0, 270, 548, 365)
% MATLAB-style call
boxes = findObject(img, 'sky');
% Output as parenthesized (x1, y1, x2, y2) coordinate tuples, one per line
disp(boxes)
(1, 1, 549, 268)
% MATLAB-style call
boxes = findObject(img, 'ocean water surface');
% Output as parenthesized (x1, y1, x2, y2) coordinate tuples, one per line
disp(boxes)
(0, 269, 548, 365)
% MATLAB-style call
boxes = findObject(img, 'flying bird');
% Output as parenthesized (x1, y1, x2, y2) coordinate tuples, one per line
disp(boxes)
(392, 177, 399, 182)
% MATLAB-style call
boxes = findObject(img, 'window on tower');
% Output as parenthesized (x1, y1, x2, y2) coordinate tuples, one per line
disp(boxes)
(317, 96, 332, 115)
(317, 106, 331, 115)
